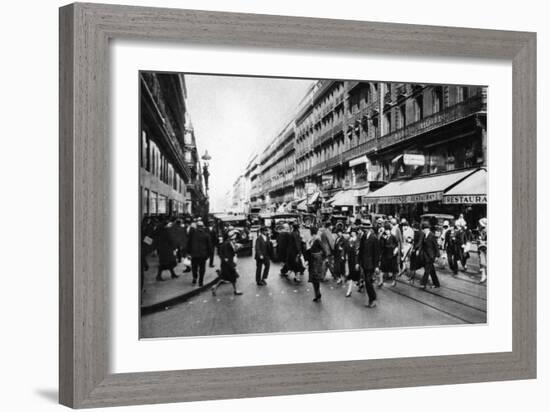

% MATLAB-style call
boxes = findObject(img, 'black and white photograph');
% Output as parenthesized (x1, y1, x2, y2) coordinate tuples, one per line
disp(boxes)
(139, 72, 488, 339)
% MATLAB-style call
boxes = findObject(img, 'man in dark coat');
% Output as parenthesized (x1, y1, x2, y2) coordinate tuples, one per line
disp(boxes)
(255, 226, 273, 285)
(420, 223, 441, 289)
(444, 224, 461, 275)
(154, 221, 178, 281)
(207, 221, 219, 267)
(278, 223, 291, 276)
(286, 223, 305, 282)
(187, 220, 212, 286)
(357, 220, 379, 308)
(169, 219, 188, 264)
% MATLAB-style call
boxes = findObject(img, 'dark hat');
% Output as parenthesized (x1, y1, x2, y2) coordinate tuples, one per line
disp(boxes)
(421, 222, 431, 230)
(260, 226, 268, 232)
(361, 219, 372, 228)
(384, 222, 392, 231)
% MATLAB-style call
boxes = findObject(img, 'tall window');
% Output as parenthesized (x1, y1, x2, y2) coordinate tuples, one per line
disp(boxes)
(458, 86, 469, 102)
(432, 86, 443, 113)
(383, 111, 391, 135)
(398, 104, 406, 129)
(413, 95, 423, 122)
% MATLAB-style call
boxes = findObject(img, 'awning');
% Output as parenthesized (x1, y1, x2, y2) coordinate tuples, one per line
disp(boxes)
(296, 199, 308, 211)
(443, 168, 487, 204)
(307, 191, 320, 205)
(364, 169, 478, 204)
(329, 190, 360, 206)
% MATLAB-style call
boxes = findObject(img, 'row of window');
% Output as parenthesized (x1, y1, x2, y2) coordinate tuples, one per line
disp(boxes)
(141, 131, 186, 195)
(141, 187, 187, 215)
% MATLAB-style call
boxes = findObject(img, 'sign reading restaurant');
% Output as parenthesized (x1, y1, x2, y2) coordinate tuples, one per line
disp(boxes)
(369, 191, 443, 204)
(442, 195, 487, 204)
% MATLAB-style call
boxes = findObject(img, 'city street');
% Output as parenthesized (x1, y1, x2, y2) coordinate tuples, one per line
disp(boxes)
(140, 243, 487, 338)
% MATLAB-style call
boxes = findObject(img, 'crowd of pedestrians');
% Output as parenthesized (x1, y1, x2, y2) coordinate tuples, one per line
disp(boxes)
(141, 212, 487, 308)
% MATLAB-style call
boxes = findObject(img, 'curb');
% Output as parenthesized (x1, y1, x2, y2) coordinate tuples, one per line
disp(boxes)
(141, 276, 220, 316)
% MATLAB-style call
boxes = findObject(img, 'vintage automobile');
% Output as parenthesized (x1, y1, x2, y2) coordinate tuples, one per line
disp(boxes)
(214, 214, 253, 257)
(299, 213, 317, 228)
(420, 213, 456, 243)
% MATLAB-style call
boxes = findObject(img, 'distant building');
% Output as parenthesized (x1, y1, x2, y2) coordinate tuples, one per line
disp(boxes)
(243, 80, 487, 227)
(140, 72, 207, 217)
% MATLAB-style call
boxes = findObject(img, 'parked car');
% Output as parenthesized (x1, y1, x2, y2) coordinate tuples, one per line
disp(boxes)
(215, 214, 253, 257)
(420, 213, 455, 241)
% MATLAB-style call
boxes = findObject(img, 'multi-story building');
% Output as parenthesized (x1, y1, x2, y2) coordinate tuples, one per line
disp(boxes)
(140, 72, 207, 218)
(243, 79, 487, 227)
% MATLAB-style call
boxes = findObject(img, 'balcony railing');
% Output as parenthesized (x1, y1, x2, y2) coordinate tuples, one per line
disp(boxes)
(378, 93, 484, 149)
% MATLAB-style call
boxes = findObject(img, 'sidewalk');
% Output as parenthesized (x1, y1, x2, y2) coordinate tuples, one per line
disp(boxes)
(141, 253, 220, 315)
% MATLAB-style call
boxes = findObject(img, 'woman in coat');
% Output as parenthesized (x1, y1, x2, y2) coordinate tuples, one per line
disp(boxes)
(305, 226, 326, 302)
(286, 224, 305, 282)
(344, 228, 361, 297)
(154, 221, 178, 281)
(211, 230, 243, 296)
(378, 222, 399, 287)
(333, 227, 347, 285)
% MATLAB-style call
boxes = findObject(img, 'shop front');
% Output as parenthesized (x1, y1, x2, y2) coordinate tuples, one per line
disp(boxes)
(363, 168, 486, 226)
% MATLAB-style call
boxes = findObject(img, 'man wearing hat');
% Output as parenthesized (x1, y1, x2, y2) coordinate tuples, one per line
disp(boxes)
(255, 226, 273, 285)
(357, 220, 379, 308)
(420, 222, 441, 290)
(187, 220, 212, 286)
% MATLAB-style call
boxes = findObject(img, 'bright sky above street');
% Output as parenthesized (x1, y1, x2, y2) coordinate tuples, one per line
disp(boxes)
(185, 74, 314, 212)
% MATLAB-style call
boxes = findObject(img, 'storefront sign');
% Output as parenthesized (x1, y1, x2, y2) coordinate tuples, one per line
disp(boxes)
(442, 195, 487, 204)
(403, 153, 426, 166)
(367, 191, 443, 204)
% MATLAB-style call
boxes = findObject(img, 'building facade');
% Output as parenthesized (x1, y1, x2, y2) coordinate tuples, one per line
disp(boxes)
(140, 72, 207, 218)
(241, 79, 487, 227)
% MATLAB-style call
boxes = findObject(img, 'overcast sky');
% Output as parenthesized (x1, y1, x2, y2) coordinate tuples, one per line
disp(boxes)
(185, 74, 314, 212)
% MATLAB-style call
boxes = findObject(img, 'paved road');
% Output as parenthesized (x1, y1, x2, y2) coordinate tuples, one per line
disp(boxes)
(140, 252, 487, 339)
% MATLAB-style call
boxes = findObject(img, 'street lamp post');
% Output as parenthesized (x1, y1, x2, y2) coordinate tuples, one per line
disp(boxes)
(201, 150, 212, 217)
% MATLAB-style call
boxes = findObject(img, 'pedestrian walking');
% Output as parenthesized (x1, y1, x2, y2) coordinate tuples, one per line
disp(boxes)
(398, 236, 414, 280)
(211, 230, 243, 296)
(333, 227, 347, 285)
(255, 226, 273, 285)
(456, 222, 472, 271)
(478, 218, 487, 284)
(286, 223, 305, 282)
(320, 222, 335, 280)
(358, 220, 379, 308)
(379, 222, 399, 287)
(390, 217, 403, 270)
(344, 228, 361, 297)
(169, 218, 188, 265)
(420, 222, 441, 290)
(444, 223, 461, 275)
(187, 220, 212, 286)
(409, 222, 424, 284)
(207, 221, 218, 267)
(305, 226, 326, 302)
(154, 220, 179, 281)
(277, 223, 291, 276)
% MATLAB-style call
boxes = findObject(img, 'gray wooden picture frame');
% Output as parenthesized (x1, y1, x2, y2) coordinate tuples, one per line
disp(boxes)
(59, 2, 536, 408)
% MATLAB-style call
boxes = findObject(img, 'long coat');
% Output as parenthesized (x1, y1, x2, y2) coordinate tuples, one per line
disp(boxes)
(276, 231, 290, 262)
(379, 233, 399, 273)
(155, 226, 177, 270)
(187, 228, 212, 259)
(319, 229, 335, 256)
(345, 237, 361, 281)
(333, 235, 347, 276)
(421, 231, 440, 264)
(410, 229, 425, 271)
(358, 230, 380, 272)
(286, 230, 305, 272)
(306, 237, 325, 283)
(218, 240, 239, 282)
(255, 234, 273, 261)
